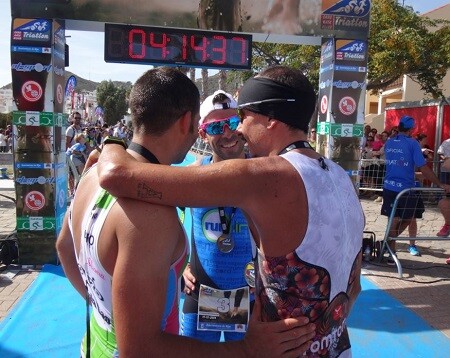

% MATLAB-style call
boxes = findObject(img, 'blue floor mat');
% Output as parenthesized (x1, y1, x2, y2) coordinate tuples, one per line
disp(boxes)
(1, 267, 449, 358)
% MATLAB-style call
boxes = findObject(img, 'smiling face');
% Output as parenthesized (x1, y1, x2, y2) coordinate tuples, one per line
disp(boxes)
(199, 108, 246, 161)
(236, 109, 271, 158)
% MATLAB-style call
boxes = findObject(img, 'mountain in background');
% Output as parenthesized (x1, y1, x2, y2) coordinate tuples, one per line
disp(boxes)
(1, 71, 241, 98)
(1, 71, 133, 92)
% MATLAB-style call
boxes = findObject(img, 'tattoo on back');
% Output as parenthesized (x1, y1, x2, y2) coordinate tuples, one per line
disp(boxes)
(137, 183, 162, 200)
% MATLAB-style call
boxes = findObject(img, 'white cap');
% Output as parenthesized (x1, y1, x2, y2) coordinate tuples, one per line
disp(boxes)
(199, 90, 238, 125)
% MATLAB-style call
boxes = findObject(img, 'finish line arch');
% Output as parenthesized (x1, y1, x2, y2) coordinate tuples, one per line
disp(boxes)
(9, 0, 371, 264)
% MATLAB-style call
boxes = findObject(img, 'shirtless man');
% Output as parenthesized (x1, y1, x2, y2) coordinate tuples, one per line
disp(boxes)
(56, 67, 315, 357)
(97, 65, 364, 357)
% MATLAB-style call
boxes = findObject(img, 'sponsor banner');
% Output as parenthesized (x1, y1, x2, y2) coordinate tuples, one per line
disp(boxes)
(11, 19, 54, 113)
(16, 175, 56, 185)
(321, 0, 371, 36)
(335, 65, 366, 72)
(11, 62, 52, 73)
(330, 38, 368, 125)
(335, 39, 366, 62)
(13, 111, 66, 127)
(334, 80, 365, 89)
(317, 122, 363, 137)
(17, 216, 56, 231)
(12, 19, 52, 45)
(13, 111, 54, 126)
(15, 162, 53, 169)
(64, 75, 77, 99)
(55, 170, 68, 235)
(24, 190, 46, 211)
(11, 1, 371, 40)
(317, 38, 335, 123)
(53, 20, 65, 115)
(11, 45, 52, 54)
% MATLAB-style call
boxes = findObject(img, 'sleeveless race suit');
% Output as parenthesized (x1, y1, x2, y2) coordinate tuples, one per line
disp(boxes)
(181, 156, 254, 342)
(69, 188, 188, 357)
(256, 152, 364, 358)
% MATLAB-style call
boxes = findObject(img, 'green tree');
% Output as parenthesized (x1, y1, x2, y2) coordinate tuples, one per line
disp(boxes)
(0, 113, 12, 129)
(240, 0, 450, 99)
(96, 80, 129, 125)
(368, 0, 450, 98)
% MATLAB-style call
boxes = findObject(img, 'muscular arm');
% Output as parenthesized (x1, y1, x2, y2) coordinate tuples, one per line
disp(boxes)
(97, 144, 287, 210)
(56, 211, 86, 298)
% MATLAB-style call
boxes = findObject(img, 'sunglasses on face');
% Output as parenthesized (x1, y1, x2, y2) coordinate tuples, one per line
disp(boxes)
(237, 98, 296, 123)
(199, 115, 240, 135)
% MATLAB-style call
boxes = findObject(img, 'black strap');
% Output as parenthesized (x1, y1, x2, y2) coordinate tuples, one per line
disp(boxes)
(218, 207, 237, 235)
(278, 140, 312, 153)
(128, 142, 160, 164)
(279, 140, 329, 171)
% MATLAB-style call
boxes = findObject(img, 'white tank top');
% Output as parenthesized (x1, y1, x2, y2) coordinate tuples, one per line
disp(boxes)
(256, 152, 364, 358)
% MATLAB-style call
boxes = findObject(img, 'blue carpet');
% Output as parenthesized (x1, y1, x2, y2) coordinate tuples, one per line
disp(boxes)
(2, 270, 450, 357)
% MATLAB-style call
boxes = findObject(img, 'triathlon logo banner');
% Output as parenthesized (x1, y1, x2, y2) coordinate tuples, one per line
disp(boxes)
(331, 39, 368, 129)
(321, 0, 370, 36)
(12, 19, 52, 45)
(12, 1, 371, 40)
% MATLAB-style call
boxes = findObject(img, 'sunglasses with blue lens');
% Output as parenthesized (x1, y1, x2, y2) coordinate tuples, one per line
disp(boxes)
(199, 115, 240, 135)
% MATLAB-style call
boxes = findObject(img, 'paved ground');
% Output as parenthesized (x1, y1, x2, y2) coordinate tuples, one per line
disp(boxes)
(1, 181, 450, 338)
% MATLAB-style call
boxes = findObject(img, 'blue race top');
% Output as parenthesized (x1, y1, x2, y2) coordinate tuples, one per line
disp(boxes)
(383, 134, 426, 192)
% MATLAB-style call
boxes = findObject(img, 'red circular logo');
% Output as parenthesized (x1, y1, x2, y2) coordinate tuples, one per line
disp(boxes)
(22, 81, 43, 102)
(320, 95, 328, 114)
(25, 191, 46, 211)
(338, 96, 356, 116)
(56, 84, 63, 104)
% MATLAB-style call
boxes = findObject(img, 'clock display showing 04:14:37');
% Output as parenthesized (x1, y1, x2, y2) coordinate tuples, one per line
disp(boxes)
(104, 23, 253, 70)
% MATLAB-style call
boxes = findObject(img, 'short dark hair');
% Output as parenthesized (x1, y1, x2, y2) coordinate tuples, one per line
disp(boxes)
(129, 67, 200, 135)
(256, 65, 316, 133)
(416, 133, 427, 141)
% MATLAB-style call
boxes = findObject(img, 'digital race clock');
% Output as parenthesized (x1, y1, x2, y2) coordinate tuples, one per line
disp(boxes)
(104, 23, 252, 70)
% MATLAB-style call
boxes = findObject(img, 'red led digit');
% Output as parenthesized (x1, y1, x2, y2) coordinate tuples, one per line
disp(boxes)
(105, 23, 251, 69)
(233, 37, 247, 64)
(190, 35, 207, 62)
(129, 29, 145, 59)
(149, 32, 168, 59)
(211, 35, 226, 64)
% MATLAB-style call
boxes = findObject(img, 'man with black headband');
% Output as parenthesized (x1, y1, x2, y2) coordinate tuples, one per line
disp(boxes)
(98, 65, 364, 357)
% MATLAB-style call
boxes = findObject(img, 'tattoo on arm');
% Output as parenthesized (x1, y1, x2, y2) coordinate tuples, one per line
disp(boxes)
(137, 183, 162, 200)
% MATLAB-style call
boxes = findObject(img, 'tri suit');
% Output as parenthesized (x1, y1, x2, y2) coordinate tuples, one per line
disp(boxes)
(69, 188, 188, 357)
(256, 151, 364, 358)
(181, 156, 254, 342)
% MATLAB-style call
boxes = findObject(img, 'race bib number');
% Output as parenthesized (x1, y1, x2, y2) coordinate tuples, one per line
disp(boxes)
(197, 284, 249, 332)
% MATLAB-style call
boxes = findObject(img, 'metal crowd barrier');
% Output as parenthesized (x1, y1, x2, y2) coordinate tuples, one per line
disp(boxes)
(379, 187, 447, 277)
(190, 138, 212, 156)
(358, 159, 443, 195)
(359, 158, 386, 193)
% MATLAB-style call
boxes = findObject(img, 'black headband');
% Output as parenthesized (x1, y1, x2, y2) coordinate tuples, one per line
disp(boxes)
(237, 77, 316, 130)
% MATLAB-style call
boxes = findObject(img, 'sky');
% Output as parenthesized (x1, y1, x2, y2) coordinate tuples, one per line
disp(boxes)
(1, 0, 449, 88)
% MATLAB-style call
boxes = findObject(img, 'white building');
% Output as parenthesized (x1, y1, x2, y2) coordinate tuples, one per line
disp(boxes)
(0, 88, 13, 114)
